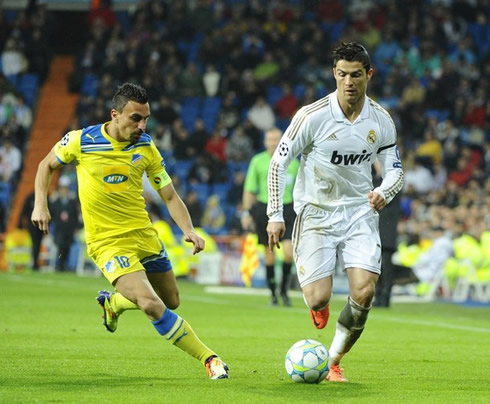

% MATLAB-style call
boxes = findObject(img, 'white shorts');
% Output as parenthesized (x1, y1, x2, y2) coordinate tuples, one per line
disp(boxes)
(292, 204, 381, 288)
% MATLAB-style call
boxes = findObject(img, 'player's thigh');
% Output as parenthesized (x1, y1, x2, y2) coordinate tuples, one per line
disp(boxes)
(147, 271, 180, 310)
(340, 211, 381, 275)
(114, 270, 161, 306)
(292, 205, 337, 290)
(293, 228, 337, 290)
(302, 276, 333, 309)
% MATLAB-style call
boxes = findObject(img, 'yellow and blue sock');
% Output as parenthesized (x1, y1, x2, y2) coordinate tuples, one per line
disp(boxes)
(152, 309, 215, 364)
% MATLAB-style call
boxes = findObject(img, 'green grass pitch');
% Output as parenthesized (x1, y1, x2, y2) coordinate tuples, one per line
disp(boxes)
(1, 271, 489, 403)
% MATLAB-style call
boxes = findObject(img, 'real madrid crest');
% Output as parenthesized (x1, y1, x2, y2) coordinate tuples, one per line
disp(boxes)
(367, 129, 376, 144)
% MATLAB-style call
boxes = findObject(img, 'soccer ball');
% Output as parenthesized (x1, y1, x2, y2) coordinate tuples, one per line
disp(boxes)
(285, 339, 329, 383)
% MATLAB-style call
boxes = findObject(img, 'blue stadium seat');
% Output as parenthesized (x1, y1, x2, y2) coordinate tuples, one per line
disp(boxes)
(321, 22, 346, 43)
(180, 104, 200, 132)
(181, 96, 201, 109)
(81, 74, 99, 97)
(425, 109, 449, 122)
(19, 73, 39, 89)
(0, 181, 11, 208)
(17, 73, 40, 106)
(202, 115, 217, 132)
(202, 96, 222, 110)
(189, 183, 209, 206)
(211, 183, 231, 204)
(172, 159, 194, 181)
(5, 74, 17, 87)
(293, 84, 306, 99)
(275, 118, 291, 133)
(228, 161, 249, 175)
(4, 10, 18, 22)
(266, 86, 283, 105)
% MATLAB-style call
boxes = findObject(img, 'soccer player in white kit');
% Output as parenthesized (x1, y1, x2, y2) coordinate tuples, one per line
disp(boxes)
(266, 42, 404, 382)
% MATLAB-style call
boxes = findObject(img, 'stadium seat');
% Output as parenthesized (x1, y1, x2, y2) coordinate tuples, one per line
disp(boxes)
(321, 22, 346, 43)
(293, 84, 306, 99)
(211, 183, 231, 205)
(181, 96, 200, 107)
(275, 118, 291, 133)
(201, 97, 221, 132)
(0, 181, 11, 208)
(202, 96, 222, 111)
(189, 183, 209, 206)
(425, 109, 449, 122)
(81, 74, 99, 97)
(228, 161, 249, 175)
(172, 159, 194, 181)
(19, 73, 39, 89)
(266, 86, 283, 105)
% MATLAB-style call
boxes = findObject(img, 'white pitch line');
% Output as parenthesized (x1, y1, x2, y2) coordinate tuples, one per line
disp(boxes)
(372, 316, 490, 334)
(202, 286, 490, 334)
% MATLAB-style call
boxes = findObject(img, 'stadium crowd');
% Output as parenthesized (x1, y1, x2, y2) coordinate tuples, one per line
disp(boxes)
(0, 0, 488, 290)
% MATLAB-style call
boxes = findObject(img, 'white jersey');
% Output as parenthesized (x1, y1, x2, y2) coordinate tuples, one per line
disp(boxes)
(268, 90, 404, 221)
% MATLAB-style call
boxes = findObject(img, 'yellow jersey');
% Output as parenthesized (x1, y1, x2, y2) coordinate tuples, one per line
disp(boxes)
(54, 122, 171, 243)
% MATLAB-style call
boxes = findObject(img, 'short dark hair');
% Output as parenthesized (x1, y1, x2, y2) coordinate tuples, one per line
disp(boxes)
(332, 42, 371, 72)
(112, 82, 148, 112)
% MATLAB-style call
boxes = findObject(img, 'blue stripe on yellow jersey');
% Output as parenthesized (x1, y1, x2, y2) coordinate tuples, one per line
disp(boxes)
(54, 122, 172, 243)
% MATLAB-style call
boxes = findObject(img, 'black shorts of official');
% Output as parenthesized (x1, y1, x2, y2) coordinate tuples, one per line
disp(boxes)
(252, 202, 296, 246)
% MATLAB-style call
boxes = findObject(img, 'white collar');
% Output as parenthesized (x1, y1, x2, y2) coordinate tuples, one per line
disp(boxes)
(331, 90, 369, 123)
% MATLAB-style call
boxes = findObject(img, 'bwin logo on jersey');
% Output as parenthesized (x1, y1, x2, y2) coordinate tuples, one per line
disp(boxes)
(331, 150, 372, 165)
(103, 174, 129, 184)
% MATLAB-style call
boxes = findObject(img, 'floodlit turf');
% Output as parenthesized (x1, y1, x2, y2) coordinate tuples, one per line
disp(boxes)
(1, 271, 489, 403)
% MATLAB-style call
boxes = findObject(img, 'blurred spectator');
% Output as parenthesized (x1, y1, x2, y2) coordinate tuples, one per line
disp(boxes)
(153, 94, 179, 128)
(24, 27, 51, 82)
(202, 64, 221, 97)
(226, 126, 254, 163)
(184, 190, 203, 227)
(87, 0, 116, 30)
(404, 155, 434, 195)
(228, 202, 245, 235)
(1, 38, 28, 76)
(227, 170, 245, 206)
(190, 118, 210, 152)
(0, 138, 22, 183)
(205, 129, 227, 162)
(254, 51, 279, 83)
(50, 177, 80, 271)
(18, 191, 44, 270)
(218, 93, 240, 131)
(12, 96, 32, 131)
(0, 154, 12, 182)
(173, 125, 197, 160)
(247, 96, 275, 132)
(201, 194, 225, 232)
(415, 129, 443, 166)
(153, 122, 173, 155)
(275, 83, 298, 120)
(179, 62, 204, 98)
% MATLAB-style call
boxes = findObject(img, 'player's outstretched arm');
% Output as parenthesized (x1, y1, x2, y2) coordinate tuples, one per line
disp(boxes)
(31, 147, 63, 234)
(158, 183, 205, 255)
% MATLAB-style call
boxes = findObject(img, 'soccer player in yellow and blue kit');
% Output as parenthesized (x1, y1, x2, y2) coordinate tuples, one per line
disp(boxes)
(31, 83, 229, 379)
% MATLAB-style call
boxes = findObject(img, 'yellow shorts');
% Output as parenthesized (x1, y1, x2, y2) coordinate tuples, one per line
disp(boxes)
(87, 227, 172, 284)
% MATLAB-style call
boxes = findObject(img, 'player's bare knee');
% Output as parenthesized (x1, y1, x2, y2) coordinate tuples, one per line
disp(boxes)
(164, 293, 180, 310)
(350, 284, 376, 307)
(305, 291, 331, 311)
